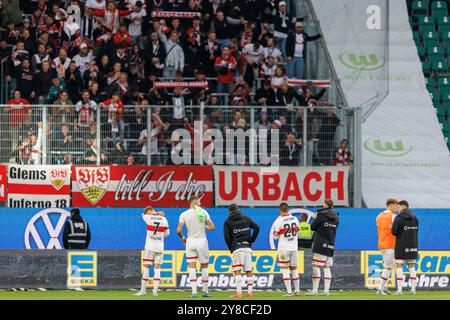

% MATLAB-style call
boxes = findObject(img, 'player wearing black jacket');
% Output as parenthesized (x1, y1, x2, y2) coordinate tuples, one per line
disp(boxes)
(391, 200, 419, 295)
(306, 200, 339, 296)
(62, 208, 91, 249)
(223, 203, 260, 298)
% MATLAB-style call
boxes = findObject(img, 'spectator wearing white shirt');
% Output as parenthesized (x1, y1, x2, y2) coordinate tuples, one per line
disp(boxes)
(260, 56, 277, 79)
(73, 43, 94, 74)
(85, 0, 106, 10)
(158, 29, 185, 79)
(272, 1, 296, 61)
(242, 40, 265, 87)
(53, 48, 71, 78)
(286, 21, 322, 79)
(264, 36, 283, 64)
(75, 90, 98, 130)
(138, 113, 168, 164)
(128, 1, 147, 45)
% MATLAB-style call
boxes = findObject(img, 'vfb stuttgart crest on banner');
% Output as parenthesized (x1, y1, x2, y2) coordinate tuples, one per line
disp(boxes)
(76, 167, 110, 204)
(50, 168, 69, 191)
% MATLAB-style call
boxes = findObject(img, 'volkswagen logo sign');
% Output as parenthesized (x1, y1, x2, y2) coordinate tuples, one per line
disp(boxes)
(24, 208, 71, 249)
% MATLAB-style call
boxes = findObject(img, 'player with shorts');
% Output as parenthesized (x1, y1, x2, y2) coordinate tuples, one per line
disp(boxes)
(176, 196, 215, 298)
(392, 200, 419, 295)
(272, 202, 301, 296)
(375, 198, 398, 295)
(135, 206, 169, 297)
(223, 203, 260, 298)
(306, 199, 339, 296)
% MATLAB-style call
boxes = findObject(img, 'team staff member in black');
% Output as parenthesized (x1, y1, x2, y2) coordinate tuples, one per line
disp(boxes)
(63, 208, 91, 249)
(392, 200, 419, 295)
(223, 203, 260, 298)
(306, 199, 339, 296)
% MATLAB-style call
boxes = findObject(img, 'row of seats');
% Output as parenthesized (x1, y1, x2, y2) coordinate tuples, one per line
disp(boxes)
(411, 0, 448, 18)
(409, 2, 450, 149)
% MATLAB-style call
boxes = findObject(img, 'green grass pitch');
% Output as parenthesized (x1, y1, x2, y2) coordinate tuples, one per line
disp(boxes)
(0, 290, 449, 300)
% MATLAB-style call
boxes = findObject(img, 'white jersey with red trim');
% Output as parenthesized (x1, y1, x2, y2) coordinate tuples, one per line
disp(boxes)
(273, 214, 300, 251)
(143, 213, 169, 253)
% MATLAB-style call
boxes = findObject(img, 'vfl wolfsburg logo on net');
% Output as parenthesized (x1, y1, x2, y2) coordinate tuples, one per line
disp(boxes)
(364, 138, 413, 157)
(339, 52, 386, 71)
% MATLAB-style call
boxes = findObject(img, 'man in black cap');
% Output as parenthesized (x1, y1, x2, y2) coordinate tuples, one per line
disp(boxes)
(63, 208, 91, 249)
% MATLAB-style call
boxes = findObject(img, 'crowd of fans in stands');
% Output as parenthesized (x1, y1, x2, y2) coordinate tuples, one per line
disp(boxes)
(0, 0, 352, 167)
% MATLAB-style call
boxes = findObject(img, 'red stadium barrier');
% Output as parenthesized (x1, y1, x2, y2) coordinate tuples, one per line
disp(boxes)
(0, 165, 7, 202)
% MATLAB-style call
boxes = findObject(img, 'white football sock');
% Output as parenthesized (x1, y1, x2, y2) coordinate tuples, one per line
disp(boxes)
(396, 267, 404, 292)
(378, 268, 391, 290)
(201, 268, 209, 293)
(291, 271, 300, 292)
(409, 267, 417, 290)
(247, 276, 254, 294)
(282, 269, 292, 293)
(235, 274, 242, 294)
(141, 266, 150, 292)
(153, 268, 160, 292)
(312, 266, 321, 292)
(323, 267, 332, 292)
(189, 268, 197, 294)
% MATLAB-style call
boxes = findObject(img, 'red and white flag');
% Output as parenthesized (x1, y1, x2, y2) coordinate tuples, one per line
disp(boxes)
(151, 11, 201, 19)
(154, 81, 209, 89)
(287, 79, 332, 88)
(71, 165, 214, 207)
(7, 165, 71, 208)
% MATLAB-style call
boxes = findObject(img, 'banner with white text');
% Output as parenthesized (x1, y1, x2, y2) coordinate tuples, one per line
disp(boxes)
(7, 165, 71, 208)
(213, 166, 350, 207)
(71, 166, 213, 207)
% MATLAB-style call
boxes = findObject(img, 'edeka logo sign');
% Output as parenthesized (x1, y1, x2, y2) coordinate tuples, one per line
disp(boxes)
(364, 138, 413, 157)
(67, 251, 97, 287)
(361, 251, 450, 289)
(176, 250, 304, 289)
(141, 250, 177, 288)
(339, 52, 386, 71)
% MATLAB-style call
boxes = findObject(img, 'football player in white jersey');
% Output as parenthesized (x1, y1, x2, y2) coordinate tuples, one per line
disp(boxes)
(135, 206, 169, 297)
(176, 196, 215, 298)
(273, 203, 301, 296)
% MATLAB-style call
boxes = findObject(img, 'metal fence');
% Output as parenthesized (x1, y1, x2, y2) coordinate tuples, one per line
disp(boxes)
(0, 103, 361, 205)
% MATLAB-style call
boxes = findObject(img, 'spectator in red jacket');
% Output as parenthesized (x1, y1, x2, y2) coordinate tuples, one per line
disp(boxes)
(114, 23, 132, 48)
(5, 90, 31, 152)
(215, 45, 237, 104)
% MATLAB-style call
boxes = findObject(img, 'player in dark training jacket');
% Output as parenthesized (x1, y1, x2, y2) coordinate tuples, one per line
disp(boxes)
(391, 200, 419, 295)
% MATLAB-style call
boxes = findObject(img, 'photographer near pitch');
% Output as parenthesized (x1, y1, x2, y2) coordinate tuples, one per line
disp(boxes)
(63, 208, 91, 249)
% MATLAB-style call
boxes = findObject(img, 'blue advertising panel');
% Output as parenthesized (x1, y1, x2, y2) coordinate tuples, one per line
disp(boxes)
(0, 208, 449, 250)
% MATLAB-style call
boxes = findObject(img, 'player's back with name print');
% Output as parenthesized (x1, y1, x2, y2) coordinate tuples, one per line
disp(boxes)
(144, 215, 169, 239)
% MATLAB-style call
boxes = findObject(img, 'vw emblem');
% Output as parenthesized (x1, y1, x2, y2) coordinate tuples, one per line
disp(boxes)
(24, 208, 71, 249)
